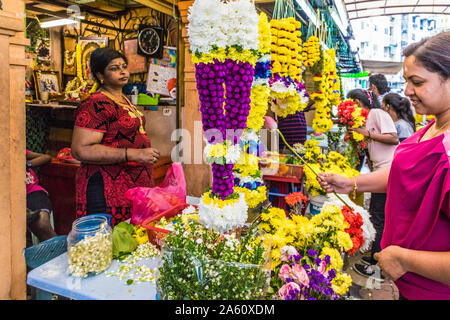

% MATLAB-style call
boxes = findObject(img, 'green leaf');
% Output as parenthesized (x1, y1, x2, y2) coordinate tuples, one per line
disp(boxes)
(126, 279, 134, 285)
(112, 224, 138, 259)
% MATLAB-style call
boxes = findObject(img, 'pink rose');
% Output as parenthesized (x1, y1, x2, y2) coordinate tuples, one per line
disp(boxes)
(280, 245, 299, 261)
(278, 264, 292, 281)
(292, 264, 309, 287)
(318, 261, 327, 274)
(278, 282, 300, 300)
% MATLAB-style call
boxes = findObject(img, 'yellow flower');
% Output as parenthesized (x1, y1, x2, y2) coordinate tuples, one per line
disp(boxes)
(202, 191, 239, 209)
(332, 273, 352, 296)
(247, 85, 270, 131)
(234, 185, 267, 208)
(258, 13, 271, 54)
(320, 246, 343, 271)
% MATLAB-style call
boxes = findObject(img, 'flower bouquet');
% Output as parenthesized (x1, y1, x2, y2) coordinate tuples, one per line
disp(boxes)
(336, 99, 369, 168)
(277, 247, 351, 300)
(258, 202, 359, 299)
(156, 216, 271, 300)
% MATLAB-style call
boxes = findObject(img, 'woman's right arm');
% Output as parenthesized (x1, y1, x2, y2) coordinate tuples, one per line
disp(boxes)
(71, 127, 160, 165)
(317, 166, 391, 194)
(71, 127, 126, 164)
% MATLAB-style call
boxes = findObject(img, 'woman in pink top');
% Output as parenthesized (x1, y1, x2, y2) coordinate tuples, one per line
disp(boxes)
(26, 150, 56, 245)
(317, 32, 450, 300)
(347, 88, 399, 279)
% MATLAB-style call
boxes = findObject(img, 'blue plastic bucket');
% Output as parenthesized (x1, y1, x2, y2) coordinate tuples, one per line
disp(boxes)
(309, 203, 322, 216)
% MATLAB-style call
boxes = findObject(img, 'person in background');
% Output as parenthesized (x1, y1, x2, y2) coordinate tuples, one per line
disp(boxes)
(278, 110, 307, 154)
(369, 73, 390, 105)
(346, 88, 399, 280)
(26, 150, 57, 245)
(318, 31, 450, 300)
(71, 47, 160, 226)
(382, 93, 416, 142)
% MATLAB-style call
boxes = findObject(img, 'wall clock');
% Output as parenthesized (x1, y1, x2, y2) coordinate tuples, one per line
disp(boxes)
(137, 25, 164, 59)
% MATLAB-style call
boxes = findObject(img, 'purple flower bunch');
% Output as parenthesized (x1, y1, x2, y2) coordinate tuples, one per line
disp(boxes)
(224, 59, 254, 143)
(195, 59, 255, 200)
(195, 61, 226, 142)
(212, 163, 235, 199)
(278, 246, 338, 300)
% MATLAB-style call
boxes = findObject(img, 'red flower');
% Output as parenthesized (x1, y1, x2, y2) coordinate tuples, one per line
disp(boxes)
(342, 206, 364, 255)
(285, 192, 308, 207)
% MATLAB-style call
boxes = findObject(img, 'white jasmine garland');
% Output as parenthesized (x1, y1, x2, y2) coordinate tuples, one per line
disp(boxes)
(198, 192, 248, 233)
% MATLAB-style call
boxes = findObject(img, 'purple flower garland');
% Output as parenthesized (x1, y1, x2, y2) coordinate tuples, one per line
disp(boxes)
(195, 59, 255, 200)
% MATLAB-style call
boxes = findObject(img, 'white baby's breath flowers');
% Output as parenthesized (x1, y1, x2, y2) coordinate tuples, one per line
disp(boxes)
(105, 242, 160, 284)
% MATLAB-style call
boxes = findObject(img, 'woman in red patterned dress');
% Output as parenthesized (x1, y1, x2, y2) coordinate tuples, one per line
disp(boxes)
(71, 47, 160, 226)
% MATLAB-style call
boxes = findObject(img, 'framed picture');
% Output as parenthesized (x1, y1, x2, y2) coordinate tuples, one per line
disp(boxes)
(124, 39, 147, 74)
(33, 70, 62, 100)
(146, 63, 177, 98)
(78, 37, 109, 80)
(36, 38, 51, 62)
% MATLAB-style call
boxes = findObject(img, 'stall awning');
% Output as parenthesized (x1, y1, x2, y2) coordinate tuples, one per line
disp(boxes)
(344, 0, 450, 20)
(360, 59, 403, 74)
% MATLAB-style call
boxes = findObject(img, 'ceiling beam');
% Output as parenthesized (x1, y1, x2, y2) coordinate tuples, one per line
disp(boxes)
(30, 0, 122, 19)
(133, 0, 173, 15)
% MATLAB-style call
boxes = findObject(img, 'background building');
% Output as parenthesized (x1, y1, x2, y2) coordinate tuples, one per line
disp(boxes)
(342, 14, 449, 96)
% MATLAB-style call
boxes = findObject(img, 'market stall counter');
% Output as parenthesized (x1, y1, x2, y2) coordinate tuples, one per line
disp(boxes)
(27, 251, 160, 300)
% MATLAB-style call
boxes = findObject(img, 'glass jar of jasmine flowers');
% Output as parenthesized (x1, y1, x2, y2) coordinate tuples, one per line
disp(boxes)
(67, 215, 113, 278)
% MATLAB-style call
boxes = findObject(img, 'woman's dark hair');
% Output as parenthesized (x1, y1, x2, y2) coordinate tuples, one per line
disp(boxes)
(347, 88, 381, 109)
(383, 93, 416, 132)
(369, 74, 390, 95)
(89, 47, 128, 83)
(402, 31, 450, 80)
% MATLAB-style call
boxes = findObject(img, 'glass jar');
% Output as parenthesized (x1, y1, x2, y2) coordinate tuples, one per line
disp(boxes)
(67, 215, 113, 278)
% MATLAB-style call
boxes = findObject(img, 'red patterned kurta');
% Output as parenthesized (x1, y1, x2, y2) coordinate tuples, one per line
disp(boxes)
(74, 91, 154, 225)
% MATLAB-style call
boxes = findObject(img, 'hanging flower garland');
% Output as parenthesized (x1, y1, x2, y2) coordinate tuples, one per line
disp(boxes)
(269, 17, 309, 118)
(309, 47, 338, 134)
(301, 35, 320, 67)
(188, 0, 260, 232)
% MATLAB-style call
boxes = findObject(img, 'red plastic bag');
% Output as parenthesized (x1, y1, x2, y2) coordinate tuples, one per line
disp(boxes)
(125, 162, 187, 225)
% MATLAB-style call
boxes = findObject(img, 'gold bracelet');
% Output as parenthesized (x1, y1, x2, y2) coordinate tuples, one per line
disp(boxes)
(351, 177, 358, 200)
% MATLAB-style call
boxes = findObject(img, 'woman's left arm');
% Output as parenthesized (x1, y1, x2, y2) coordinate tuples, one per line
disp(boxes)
(374, 246, 450, 285)
(355, 128, 399, 145)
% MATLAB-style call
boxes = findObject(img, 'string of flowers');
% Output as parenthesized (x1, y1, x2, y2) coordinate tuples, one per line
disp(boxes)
(269, 16, 309, 118)
(188, 0, 261, 232)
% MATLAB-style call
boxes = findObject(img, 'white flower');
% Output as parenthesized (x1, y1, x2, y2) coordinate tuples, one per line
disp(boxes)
(198, 192, 248, 233)
(182, 205, 197, 215)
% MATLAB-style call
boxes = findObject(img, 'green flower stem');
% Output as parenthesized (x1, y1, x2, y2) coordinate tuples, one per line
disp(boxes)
(276, 129, 353, 209)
